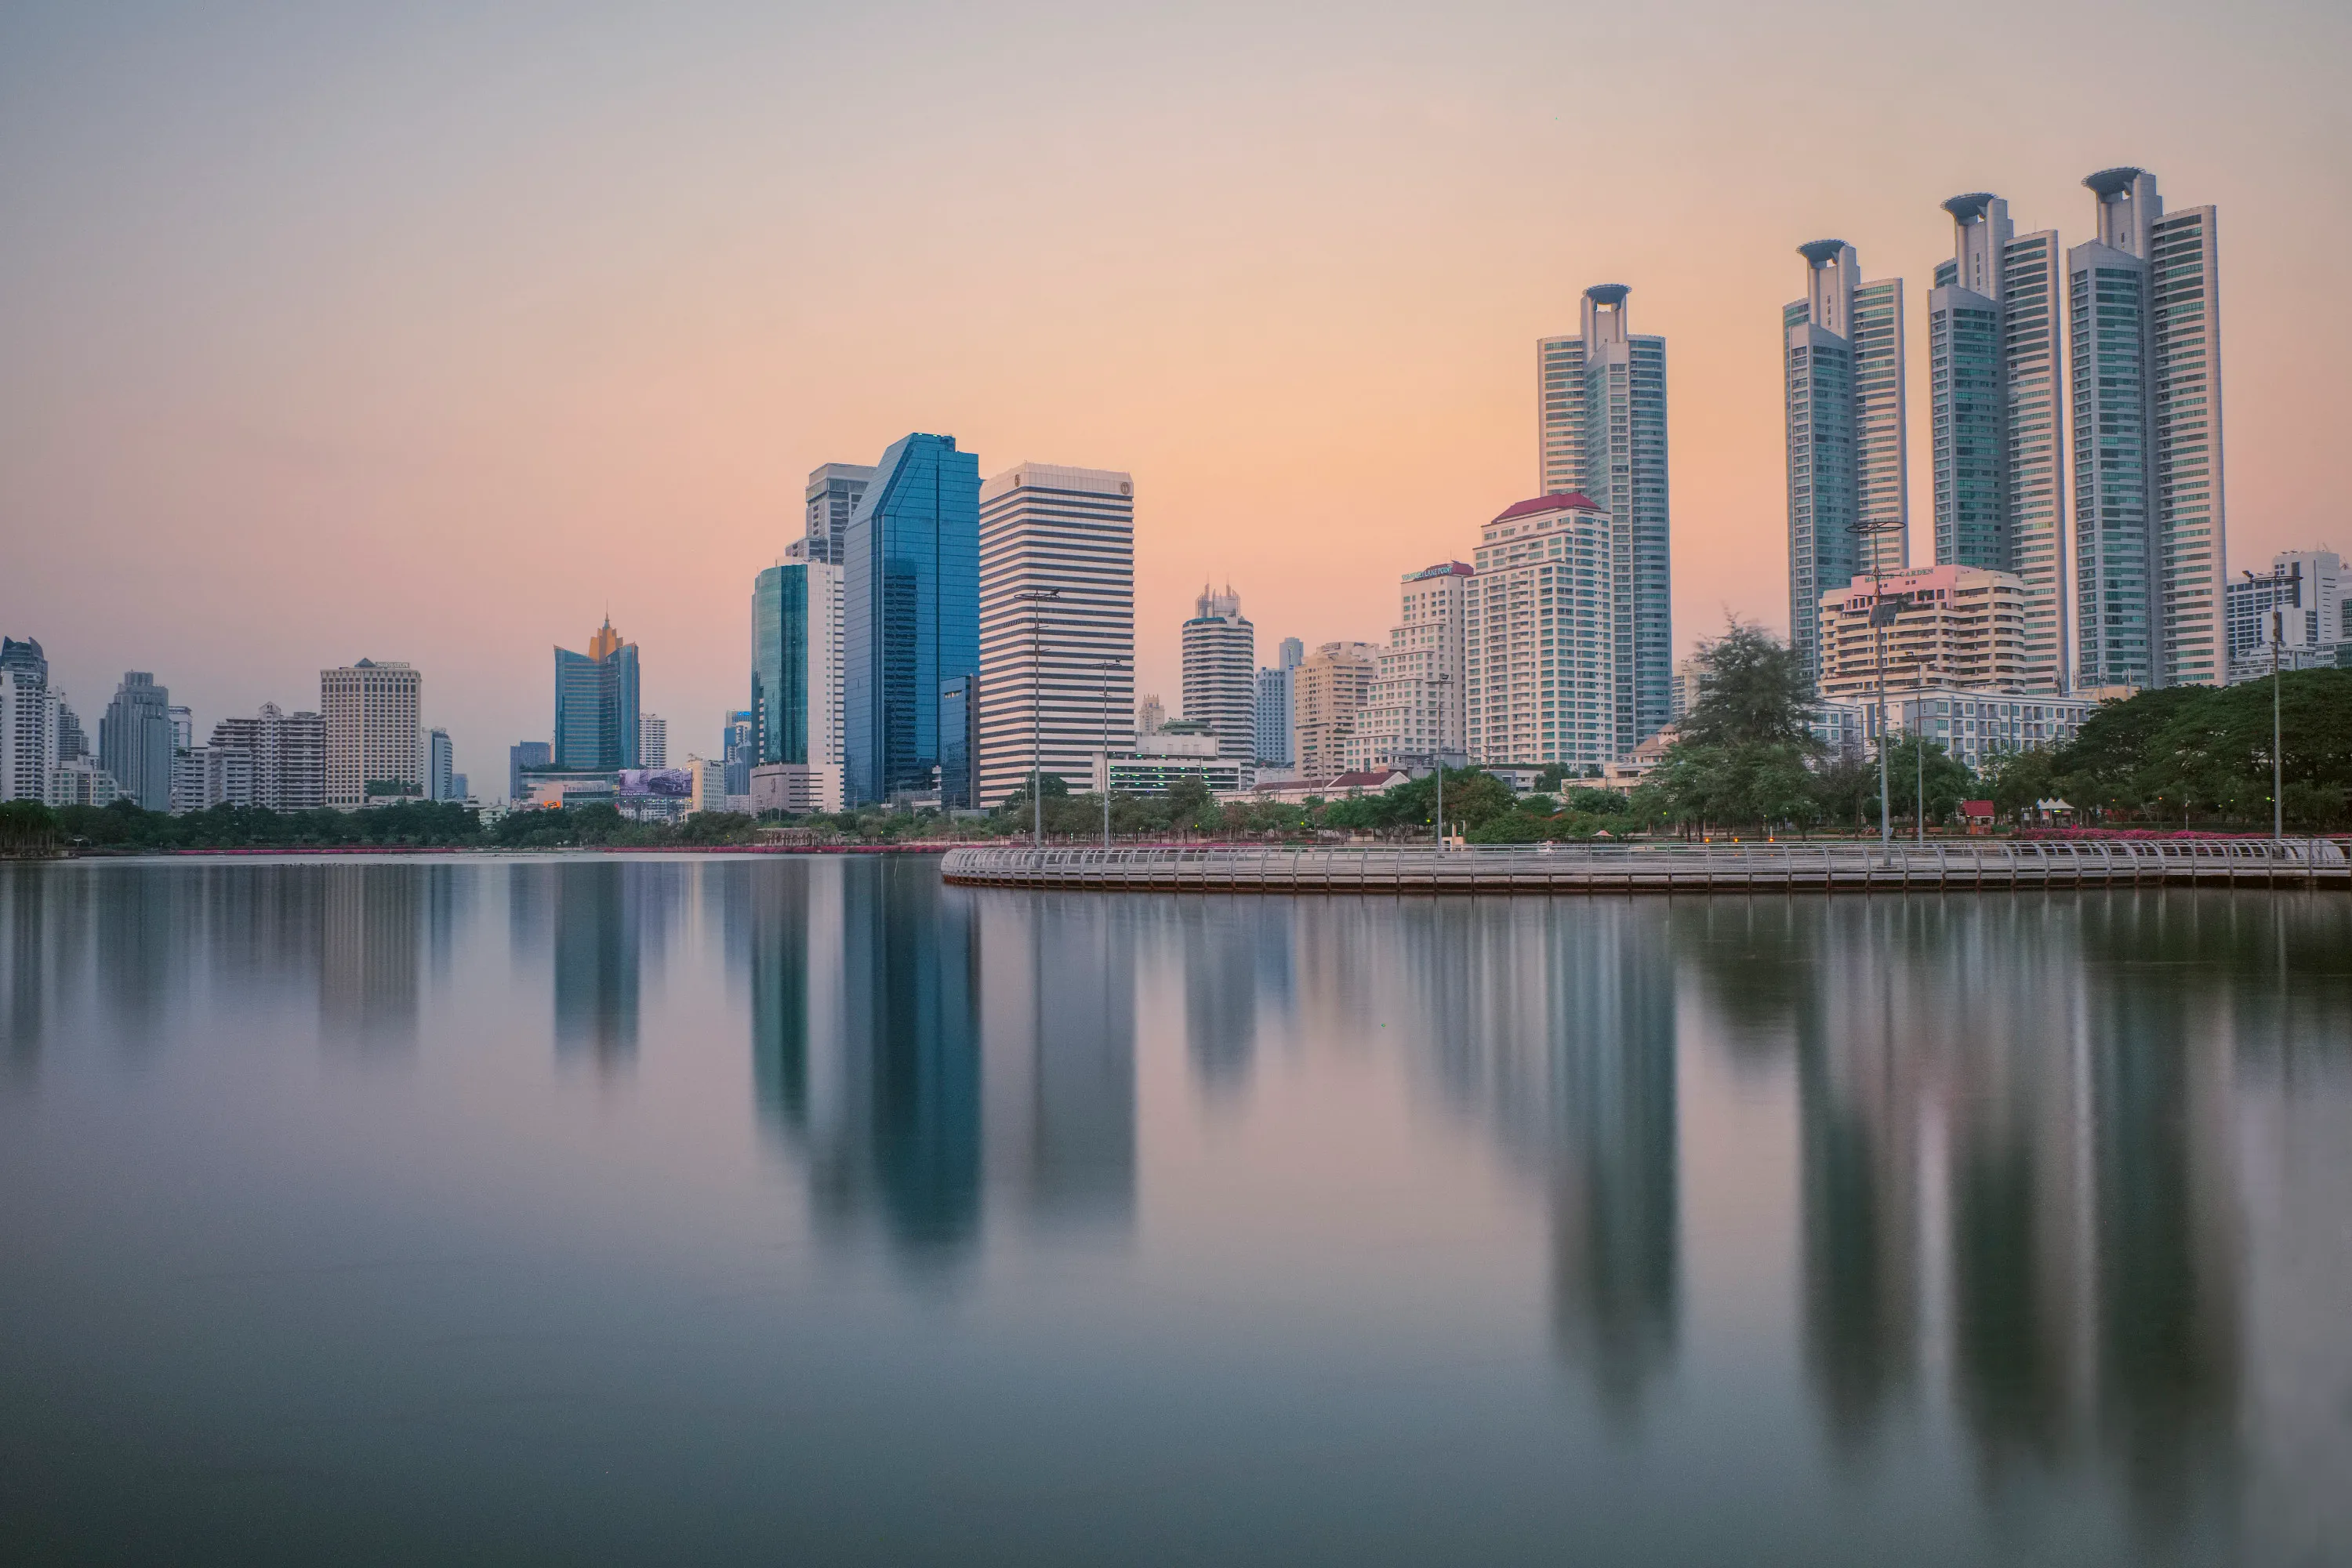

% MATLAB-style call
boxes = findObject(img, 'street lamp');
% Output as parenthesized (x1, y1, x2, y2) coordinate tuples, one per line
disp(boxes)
(2244, 566, 2292, 844)
(1850, 516, 1906, 845)
(1012, 587, 1061, 848)
(1428, 671, 1454, 852)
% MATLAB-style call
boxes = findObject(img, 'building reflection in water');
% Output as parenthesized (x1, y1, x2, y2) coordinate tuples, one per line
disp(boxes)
(531, 861, 682, 1072)
(742, 859, 1137, 1268)
(1397, 900, 1679, 1418)
(320, 865, 423, 1050)
(1176, 901, 1265, 1095)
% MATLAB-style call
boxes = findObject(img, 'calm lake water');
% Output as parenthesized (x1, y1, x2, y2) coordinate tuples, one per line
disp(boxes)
(2, 855, 2348, 1566)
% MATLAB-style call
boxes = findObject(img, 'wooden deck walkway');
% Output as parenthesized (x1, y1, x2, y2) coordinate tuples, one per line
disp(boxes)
(941, 839, 2352, 895)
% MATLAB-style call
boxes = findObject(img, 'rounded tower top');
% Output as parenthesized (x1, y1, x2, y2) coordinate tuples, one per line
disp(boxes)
(1796, 239, 1849, 267)
(1582, 283, 1631, 307)
(1941, 192, 1998, 223)
(2083, 166, 2147, 198)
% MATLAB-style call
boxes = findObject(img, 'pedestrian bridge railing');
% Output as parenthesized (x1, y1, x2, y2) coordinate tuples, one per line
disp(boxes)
(940, 838, 2350, 895)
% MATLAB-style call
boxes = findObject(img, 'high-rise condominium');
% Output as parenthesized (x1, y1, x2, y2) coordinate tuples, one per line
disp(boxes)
(1785, 241, 1908, 684)
(1180, 584, 1254, 763)
(214, 703, 326, 810)
(2225, 550, 2342, 683)
(976, 463, 1135, 807)
(321, 659, 421, 808)
(1928, 193, 2067, 691)
(2069, 169, 2225, 690)
(844, 433, 979, 805)
(1293, 641, 1379, 779)
(554, 618, 641, 771)
(802, 463, 877, 567)
(100, 671, 174, 811)
(0, 636, 49, 803)
(1347, 562, 1470, 772)
(429, 728, 455, 800)
(1537, 285, 1671, 750)
(1465, 495, 1616, 769)
(752, 559, 844, 812)
(1252, 637, 1304, 768)
(637, 714, 666, 771)
(720, 713, 753, 798)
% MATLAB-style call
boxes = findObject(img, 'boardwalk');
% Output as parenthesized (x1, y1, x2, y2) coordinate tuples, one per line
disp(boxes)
(942, 837, 2352, 895)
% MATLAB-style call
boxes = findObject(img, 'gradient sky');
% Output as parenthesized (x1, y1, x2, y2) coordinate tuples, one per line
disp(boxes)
(4, 1, 2347, 779)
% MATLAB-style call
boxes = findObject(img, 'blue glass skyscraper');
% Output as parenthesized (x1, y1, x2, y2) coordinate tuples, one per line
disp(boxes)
(553, 618, 641, 771)
(844, 434, 979, 805)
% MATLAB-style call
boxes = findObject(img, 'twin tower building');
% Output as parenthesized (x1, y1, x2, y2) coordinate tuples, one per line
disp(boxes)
(1788, 167, 2224, 695)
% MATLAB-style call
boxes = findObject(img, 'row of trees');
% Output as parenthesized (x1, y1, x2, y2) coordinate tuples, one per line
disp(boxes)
(0, 798, 772, 854)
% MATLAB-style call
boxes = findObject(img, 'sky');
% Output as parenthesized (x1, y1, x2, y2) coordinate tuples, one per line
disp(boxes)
(3, 0, 2347, 782)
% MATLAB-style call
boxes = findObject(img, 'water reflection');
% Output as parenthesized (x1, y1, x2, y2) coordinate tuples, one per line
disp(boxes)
(2, 859, 2348, 1562)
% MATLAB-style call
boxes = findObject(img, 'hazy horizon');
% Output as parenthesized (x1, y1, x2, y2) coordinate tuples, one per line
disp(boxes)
(5, 1, 2346, 782)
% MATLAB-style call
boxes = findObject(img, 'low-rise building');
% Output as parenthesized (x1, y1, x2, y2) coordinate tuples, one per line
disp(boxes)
(46, 760, 118, 808)
(750, 762, 844, 816)
(1240, 769, 1411, 807)
(1091, 723, 1247, 797)
(1872, 688, 2097, 771)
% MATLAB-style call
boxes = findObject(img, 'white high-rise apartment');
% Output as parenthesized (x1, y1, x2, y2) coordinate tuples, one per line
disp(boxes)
(1929, 193, 2067, 692)
(1345, 562, 1470, 771)
(637, 713, 667, 769)
(1179, 583, 1254, 764)
(1293, 641, 1379, 779)
(2070, 168, 2226, 690)
(977, 463, 1135, 806)
(1785, 241, 1908, 684)
(211, 703, 325, 810)
(1537, 285, 1671, 750)
(1465, 495, 1616, 769)
(801, 463, 876, 567)
(321, 659, 422, 809)
(0, 666, 48, 803)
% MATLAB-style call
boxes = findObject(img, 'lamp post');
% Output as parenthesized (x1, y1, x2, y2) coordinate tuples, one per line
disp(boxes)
(2244, 567, 2291, 844)
(1849, 517, 1905, 845)
(1429, 672, 1454, 852)
(1096, 656, 1126, 849)
(1912, 695, 1924, 844)
(1013, 587, 1061, 847)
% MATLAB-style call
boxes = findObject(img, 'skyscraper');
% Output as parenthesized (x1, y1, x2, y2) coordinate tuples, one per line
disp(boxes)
(752, 559, 844, 811)
(553, 618, 640, 771)
(637, 714, 666, 770)
(1785, 242, 1908, 684)
(1252, 637, 1305, 767)
(977, 463, 1136, 807)
(0, 637, 49, 803)
(1180, 584, 1254, 761)
(428, 728, 455, 800)
(2069, 168, 2226, 689)
(1346, 562, 1471, 771)
(1292, 641, 1379, 779)
(1928, 194, 2067, 691)
(720, 713, 753, 799)
(321, 660, 421, 808)
(100, 671, 174, 811)
(842, 433, 980, 806)
(802, 463, 877, 566)
(1537, 285, 1671, 751)
(213, 705, 326, 810)
(1465, 494, 1616, 769)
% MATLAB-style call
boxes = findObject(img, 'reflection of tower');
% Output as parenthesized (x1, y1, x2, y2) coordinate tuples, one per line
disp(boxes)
(553, 862, 640, 1066)
(319, 865, 420, 1047)
(2083, 898, 2240, 1523)
(1540, 905, 1679, 1414)
(841, 857, 982, 1259)
(978, 895, 1137, 1229)
(1178, 902, 1262, 1094)
(1797, 902, 1922, 1449)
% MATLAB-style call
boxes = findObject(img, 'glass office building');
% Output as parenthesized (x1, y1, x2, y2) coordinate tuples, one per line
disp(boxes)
(843, 433, 980, 806)
(553, 618, 640, 771)
(752, 560, 844, 771)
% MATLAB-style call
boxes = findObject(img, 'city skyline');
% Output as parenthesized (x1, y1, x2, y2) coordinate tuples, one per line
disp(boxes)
(2, 6, 2343, 772)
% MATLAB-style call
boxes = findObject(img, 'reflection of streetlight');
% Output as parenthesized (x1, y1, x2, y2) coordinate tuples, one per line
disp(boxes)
(1095, 656, 1127, 849)
(1013, 588, 1061, 847)
(2244, 566, 2292, 844)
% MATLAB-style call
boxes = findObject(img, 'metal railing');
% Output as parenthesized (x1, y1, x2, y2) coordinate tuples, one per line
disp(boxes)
(941, 837, 2350, 895)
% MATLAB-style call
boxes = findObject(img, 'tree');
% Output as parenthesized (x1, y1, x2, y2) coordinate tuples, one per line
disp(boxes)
(1677, 620, 1817, 751)
(0, 800, 60, 855)
(1878, 735, 1976, 828)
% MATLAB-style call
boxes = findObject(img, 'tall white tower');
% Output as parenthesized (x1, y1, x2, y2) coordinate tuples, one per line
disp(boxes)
(1180, 584, 1255, 763)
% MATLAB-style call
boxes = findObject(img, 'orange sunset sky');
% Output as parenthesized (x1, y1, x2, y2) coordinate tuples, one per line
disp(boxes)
(4, 2, 2347, 775)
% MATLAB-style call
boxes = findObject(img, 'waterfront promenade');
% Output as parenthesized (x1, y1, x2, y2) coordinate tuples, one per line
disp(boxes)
(942, 837, 2352, 894)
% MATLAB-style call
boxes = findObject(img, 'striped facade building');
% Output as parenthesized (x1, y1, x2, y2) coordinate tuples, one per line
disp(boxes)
(977, 463, 1135, 807)
(1464, 494, 1617, 769)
